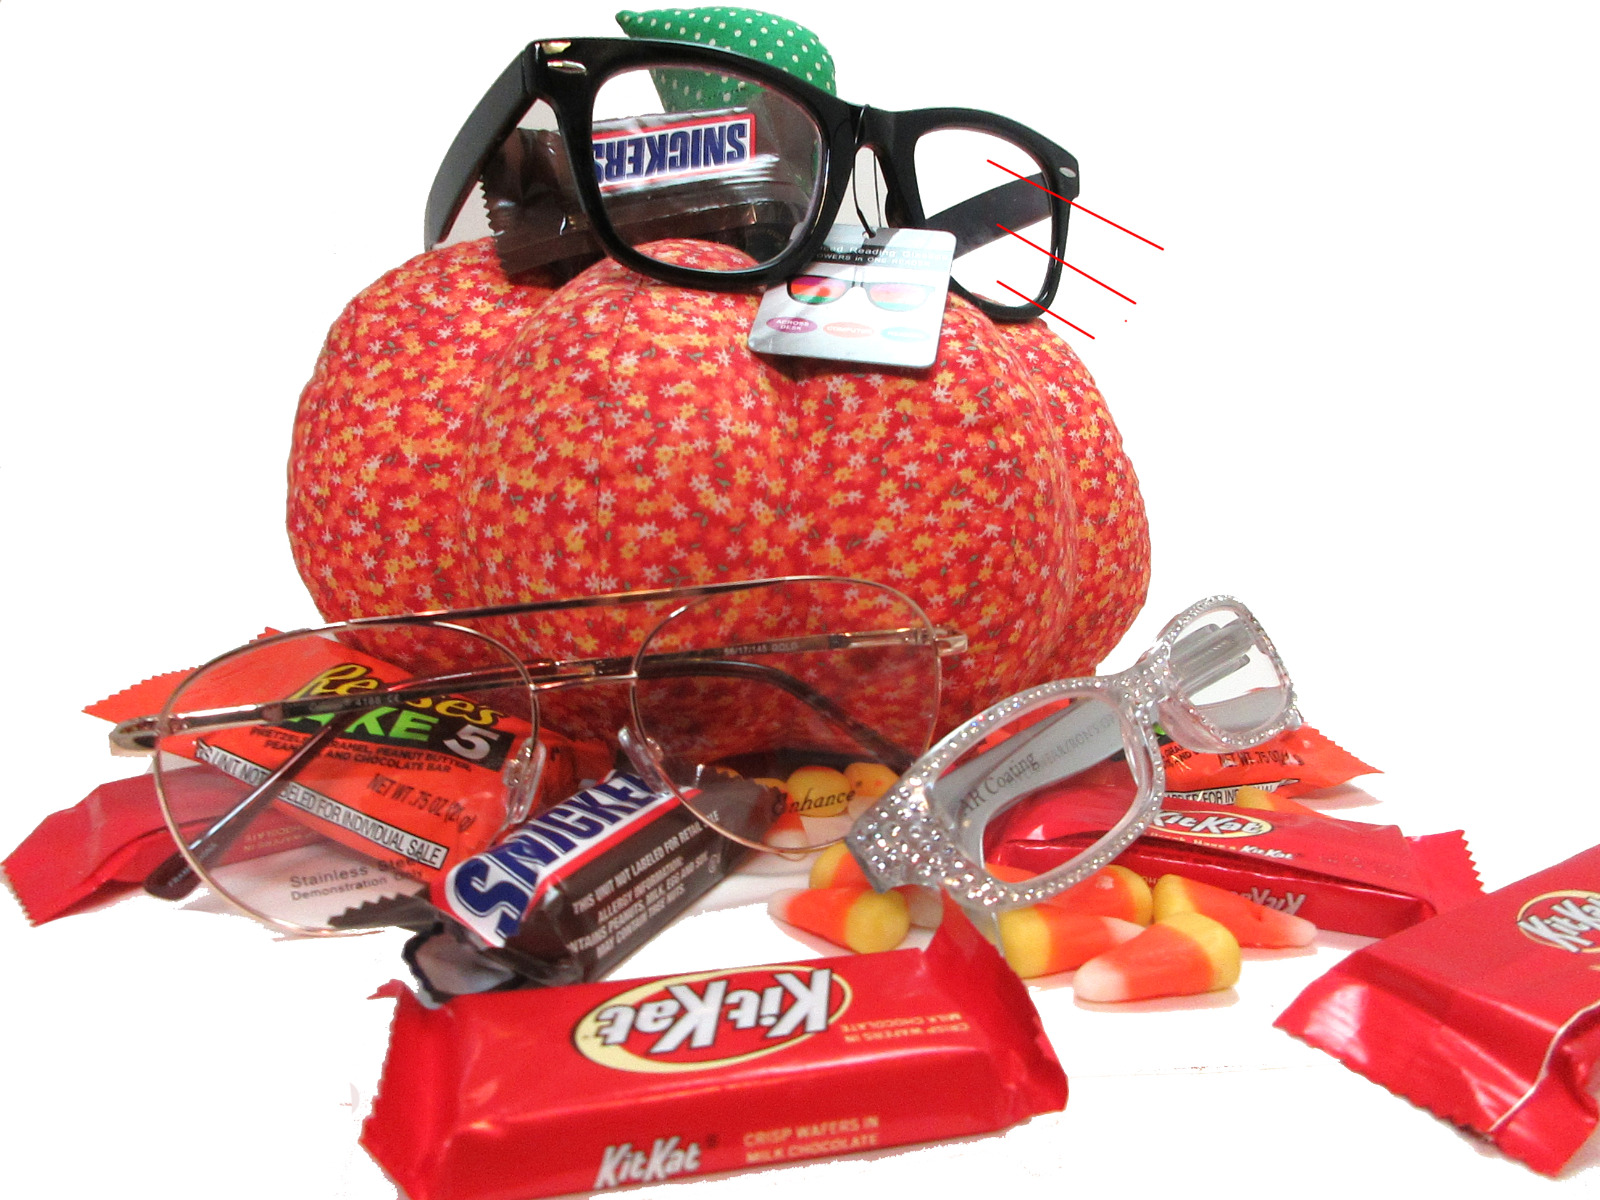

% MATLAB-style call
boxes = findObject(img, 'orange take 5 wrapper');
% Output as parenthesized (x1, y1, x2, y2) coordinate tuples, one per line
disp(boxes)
(362, 907, 1066, 1200)
(1159, 724, 1377, 802)
(1278, 843, 1600, 1175)
(84, 638, 608, 893)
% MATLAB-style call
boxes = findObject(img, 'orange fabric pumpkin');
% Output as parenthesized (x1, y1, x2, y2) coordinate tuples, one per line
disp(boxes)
(287, 238, 1149, 736)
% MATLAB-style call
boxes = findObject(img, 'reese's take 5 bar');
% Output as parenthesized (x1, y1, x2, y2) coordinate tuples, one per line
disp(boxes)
(2, 638, 612, 925)
(362, 903, 1067, 1200)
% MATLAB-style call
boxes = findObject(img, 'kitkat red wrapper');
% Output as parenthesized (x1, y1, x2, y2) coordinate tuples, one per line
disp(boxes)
(361, 905, 1065, 1199)
(1277, 843, 1600, 1175)
(989, 791, 1480, 938)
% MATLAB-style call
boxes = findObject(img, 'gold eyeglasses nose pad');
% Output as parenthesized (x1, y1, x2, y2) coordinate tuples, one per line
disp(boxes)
(501, 739, 548, 827)
(109, 716, 159, 756)
(617, 726, 671, 794)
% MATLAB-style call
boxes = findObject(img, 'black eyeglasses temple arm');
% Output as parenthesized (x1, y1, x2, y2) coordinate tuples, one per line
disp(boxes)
(922, 175, 1069, 257)
(425, 51, 535, 249)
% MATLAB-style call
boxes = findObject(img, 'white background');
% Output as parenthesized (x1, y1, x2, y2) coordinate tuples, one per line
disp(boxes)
(3, 1, 1599, 1196)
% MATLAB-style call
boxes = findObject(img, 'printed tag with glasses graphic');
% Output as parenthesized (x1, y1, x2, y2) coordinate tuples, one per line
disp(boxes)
(747, 225, 955, 368)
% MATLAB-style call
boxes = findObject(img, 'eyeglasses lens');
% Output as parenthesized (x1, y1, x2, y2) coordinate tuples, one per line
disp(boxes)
(914, 128, 1056, 310)
(591, 64, 826, 271)
(863, 281, 928, 311)
(151, 623, 536, 933)
(926, 692, 1137, 882)
(1170, 606, 1292, 741)
(788, 274, 850, 303)
(631, 579, 942, 853)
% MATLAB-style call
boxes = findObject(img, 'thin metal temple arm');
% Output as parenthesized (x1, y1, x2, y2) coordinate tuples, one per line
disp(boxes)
(143, 718, 348, 901)
(635, 659, 921, 772)
(110, 625, 962, 754)
(129, 649, 920, 896)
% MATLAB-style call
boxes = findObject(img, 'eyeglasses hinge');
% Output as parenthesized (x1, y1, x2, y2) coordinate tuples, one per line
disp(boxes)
(538, 40, 573, 54)
(547, 59, 587, 76)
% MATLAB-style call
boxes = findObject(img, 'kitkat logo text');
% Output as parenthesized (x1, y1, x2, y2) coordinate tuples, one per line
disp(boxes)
(1516, 890, 1600, 953)
(573, 965, 851, 1073)
(1153, 811, 1273, 840)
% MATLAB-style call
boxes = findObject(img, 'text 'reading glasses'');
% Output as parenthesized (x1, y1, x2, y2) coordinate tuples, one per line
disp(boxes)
(111, 577, 963, 937)
(426, 37, 1079, 323)
(847, 598, 1300, 914)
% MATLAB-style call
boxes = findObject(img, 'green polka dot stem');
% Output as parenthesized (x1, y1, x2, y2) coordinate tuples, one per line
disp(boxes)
(616, 8, 838, 106)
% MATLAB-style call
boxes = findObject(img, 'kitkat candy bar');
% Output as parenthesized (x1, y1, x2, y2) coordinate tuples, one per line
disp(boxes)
(989, 789, 1481, 938)
(1277, 842, 1600, 1175)
(361, 907, 1067, 1200)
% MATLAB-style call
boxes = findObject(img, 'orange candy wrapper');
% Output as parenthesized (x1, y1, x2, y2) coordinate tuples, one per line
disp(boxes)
(1160, 724, 1377, 804)
(4, 639, 611, 925)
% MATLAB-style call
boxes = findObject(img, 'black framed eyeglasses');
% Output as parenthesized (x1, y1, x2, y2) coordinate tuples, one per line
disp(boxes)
(426, 37, 1080, 323)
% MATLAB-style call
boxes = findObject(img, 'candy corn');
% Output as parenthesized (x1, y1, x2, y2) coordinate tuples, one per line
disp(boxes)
(1052, 865, 1152, 925)
(768, 887, 911, 954)
(844, 761, 899, 802)
(810, 841, 871, 890)
(996, 906, 1143, 979)
(1073, 911, 1241, 1002)
(1232, 785, 1324, 818)
(987, 862, 1153, 925)
(784, 766, 852, 819)
(808, 846, 942, 927)
(1151, 874, 1316, 948)
(762, 808, 809, 853)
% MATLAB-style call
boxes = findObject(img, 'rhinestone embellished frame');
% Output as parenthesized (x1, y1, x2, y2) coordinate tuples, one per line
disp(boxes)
(845, 596, 1301, 911)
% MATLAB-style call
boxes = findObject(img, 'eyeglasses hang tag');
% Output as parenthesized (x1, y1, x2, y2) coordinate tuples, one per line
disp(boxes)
(746, 223, 956, 369)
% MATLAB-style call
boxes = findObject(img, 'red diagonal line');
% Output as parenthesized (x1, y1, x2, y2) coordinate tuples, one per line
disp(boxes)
(995, 282, 1095, 339)
(996, 224, 1136, 304)
(986, 160, 1166, 250)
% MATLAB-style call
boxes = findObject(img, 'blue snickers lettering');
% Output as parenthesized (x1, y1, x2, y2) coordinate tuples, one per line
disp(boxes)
(644, 133, 667, 175)
(449, 860, 534, 941)
(537, 810, 607, 840)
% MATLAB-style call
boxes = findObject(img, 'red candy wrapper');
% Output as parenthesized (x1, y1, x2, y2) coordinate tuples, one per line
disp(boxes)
(3, 770, 246, 923)
(4, 655, 611, 926)
(1160, 724, 1377, 802)
(362, 906, 1066, 1199)
(1277, 843, 1600, 1175)
(990, 791, 1481, 937)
